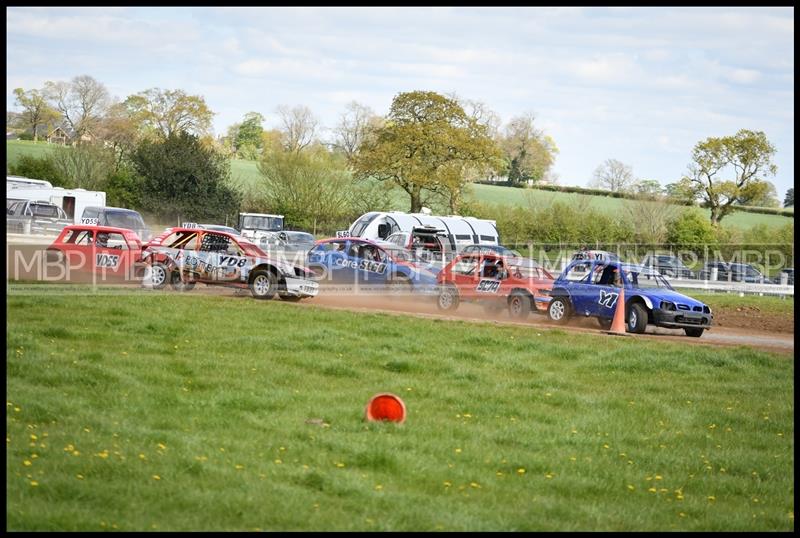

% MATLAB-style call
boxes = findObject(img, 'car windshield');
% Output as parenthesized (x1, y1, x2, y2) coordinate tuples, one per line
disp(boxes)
(621, 264, 673, 290)
(242, 215, 283, 231)
(105, 211, 145, 230)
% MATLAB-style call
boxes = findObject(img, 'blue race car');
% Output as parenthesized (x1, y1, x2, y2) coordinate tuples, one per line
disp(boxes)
(306, 237, 439, 294)
(547, 259, 713, 337)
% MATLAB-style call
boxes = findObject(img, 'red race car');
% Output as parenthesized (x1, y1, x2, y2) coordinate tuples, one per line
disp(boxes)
(436, 253, 555, 319)
(46, 224, 147, 282)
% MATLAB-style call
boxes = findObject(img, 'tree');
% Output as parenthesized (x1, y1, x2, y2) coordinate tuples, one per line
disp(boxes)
(497, 113, 558, 186)
(50, 143, 117, 190)
(131, 131, 240, 223)
(276, 105, 319, 153)
(234, 112, 265, 158)
(739, 180, 779, 208)
(632, 179, 664, 197)
(44, 75, 110, 138)
(666, 208, 716, 248)
(256, 146, 356, 232)
(13, 87, 60, 142)
(353, 90, 501, 213)
(96, 100, 141, 170)
(123, 88, 214, 138)
(784, 188, 794, 208)
(331, 101, 382, 162)
(682, 129, 777, 225)
(622, 196, 677, 244)
(591, 158, 636, 192)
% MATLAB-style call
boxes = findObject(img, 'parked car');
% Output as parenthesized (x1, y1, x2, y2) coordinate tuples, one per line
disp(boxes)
(772, 268, 794, 285)
(46, 224, 147, 280)
(698, 262, 767, 283)
(80, 206, 151, 241)
(436, 253, 554, 319)
(141, 226, 318, 301)
(7, 199, 72, 235)
(306, 237, 439, 294)
(547, 259, 712, 337)
(640, 254, 696, 279)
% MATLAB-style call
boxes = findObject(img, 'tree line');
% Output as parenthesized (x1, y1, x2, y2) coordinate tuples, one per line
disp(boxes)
(9, 74, 788, 232)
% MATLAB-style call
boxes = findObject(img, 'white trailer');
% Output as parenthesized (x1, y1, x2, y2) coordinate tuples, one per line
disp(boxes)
(339, 211, 500, 252)
(5, 185, 106, 224)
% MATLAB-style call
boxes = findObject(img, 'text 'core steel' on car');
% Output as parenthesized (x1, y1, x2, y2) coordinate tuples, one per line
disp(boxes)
(547, 259, 713, 337)
(141, 227, 319, 301)
(436, 253, 555, 319)
(306, 237, 440, 295)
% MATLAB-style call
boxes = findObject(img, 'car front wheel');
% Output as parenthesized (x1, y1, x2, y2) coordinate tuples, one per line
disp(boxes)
(548, 297, 571, 324)
(684, 327, 704, 338)
(250, 269, 277, 300)
(626, 302, 648, 334)
(145, 262, 169, 290)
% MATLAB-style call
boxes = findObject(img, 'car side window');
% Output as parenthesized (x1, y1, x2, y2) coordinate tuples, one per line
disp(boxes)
(453, 257, 478, 276)
(106, 232, 129, 250)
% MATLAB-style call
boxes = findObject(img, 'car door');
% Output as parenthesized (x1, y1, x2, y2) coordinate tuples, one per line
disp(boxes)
(474, 255, 503, 298)
(352, 243, 389, 284)
(93, 231, 135, 278)
(448, 255, 481, 299)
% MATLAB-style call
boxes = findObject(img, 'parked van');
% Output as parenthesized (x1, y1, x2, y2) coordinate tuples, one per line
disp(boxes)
(339, 211, 500, 256)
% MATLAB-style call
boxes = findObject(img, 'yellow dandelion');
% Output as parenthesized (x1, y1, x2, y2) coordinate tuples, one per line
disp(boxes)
(443, 481, 452, 487)
(603, 444, 609, 449)
(455, 448, 462, 454)
(470, 482, 481, 488)
(335, 462, 345, 468)
(496, 471, 504, 476)
(545, 472, 554, 479)
(679, 512, 686, 518)
(627, 485, 635, 491)
(374, 484, 383, 491)
(517, 468, 526, 475)
(708, 496, 716, 501)
(72, 450, 80, 456)
(30, 434, 37, 441)
(23, 460, 32, 466)
(648, 487, 657, 493)
(152, 475, 161, 481)
(157, 443, 166, 450)
(655, 475, 663, 480)
(139, 453, 146, 460)
(235, 464, 244, 470)
(274, 459, 282, 464)
(77, 474, 84, 480)
(30, 480, 38, 487)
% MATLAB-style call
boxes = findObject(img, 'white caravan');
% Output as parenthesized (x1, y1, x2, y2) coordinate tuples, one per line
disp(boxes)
(339, 211, 500, 254)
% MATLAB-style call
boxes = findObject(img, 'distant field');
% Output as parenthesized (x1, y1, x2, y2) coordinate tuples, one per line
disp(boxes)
(6, 285, 795, 531)
(7, 140, 793, 231)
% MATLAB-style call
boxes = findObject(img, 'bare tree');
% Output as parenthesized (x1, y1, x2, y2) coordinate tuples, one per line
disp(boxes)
(44, 75, 110, 138)
(276, 105, 319, 153)
(331, 101, 381, 162)
(591, 158, 635, 192)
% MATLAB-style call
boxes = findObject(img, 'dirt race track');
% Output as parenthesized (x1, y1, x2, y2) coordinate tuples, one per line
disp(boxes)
(6, 243, 794, 356)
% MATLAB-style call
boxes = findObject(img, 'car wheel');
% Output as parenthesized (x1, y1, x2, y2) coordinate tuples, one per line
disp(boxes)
(684, 327, 704, 338)
(279, 294, 302, 302)
(170, 271, 196, 292)
(145, 262, 169, 290)
(387, 274, 413, 296)
(547, 297, 571, 324)
(437, 285, 460, 311)
(250, 269, 277, 300)
(626, 302, 648, 334)
(508, 292, 531, 320)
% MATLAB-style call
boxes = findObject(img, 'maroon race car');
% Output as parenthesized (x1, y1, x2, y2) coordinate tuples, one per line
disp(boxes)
(436, 253, 555, 319)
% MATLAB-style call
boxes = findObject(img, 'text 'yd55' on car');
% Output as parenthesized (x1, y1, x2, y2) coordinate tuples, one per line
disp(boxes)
(547, 259, 712, 337)
(141, 226, 318, 301)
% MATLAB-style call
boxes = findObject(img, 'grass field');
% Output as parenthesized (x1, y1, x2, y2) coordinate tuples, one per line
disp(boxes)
(6, 284, 794, 531)
(7, 140, 793, 232)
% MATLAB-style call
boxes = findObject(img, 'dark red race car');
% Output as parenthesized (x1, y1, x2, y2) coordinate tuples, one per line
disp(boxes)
(436, 253, 555, 319)
(46, 224, 147, 282)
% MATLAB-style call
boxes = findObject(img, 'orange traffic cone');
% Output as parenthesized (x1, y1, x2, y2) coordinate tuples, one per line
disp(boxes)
(606, 287, 629, 336)
(365, 393, 407, 423)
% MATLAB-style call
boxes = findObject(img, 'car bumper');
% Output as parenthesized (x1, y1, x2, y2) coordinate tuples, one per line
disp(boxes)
(653, 308, 712, 329)
(283, 277, 319, 297)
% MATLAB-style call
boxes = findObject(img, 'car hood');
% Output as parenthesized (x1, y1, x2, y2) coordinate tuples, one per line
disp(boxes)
(636, 288, 706, 308)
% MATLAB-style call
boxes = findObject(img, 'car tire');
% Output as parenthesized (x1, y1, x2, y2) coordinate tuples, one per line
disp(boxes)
(437, 285, 460, 311)
(684, 327, 704, 338)
(145, 262, 169, 290)
(387, 274, 413, 296)
(250, 269, 277, 300)
(170, 271, 196, 292)
(626, 302, 648, 334)
(508, 292, 531, 320)
(279, 294, 302, 302)
(548, 297, 571, 324)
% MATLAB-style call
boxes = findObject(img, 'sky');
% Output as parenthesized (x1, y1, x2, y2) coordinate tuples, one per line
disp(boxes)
(6, 6, 795, 197)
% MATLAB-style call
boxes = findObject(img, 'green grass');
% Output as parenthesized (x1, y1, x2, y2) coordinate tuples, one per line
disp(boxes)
(676, 291, 795, 317)
(6, 284, 794, 531)
(6, 140, 793, 231)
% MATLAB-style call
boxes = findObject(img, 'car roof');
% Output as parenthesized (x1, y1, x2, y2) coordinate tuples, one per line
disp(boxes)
(63, 224, 139, 235)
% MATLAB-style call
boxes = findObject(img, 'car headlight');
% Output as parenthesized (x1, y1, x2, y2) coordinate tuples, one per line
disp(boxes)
(660, 300, 677, 311)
